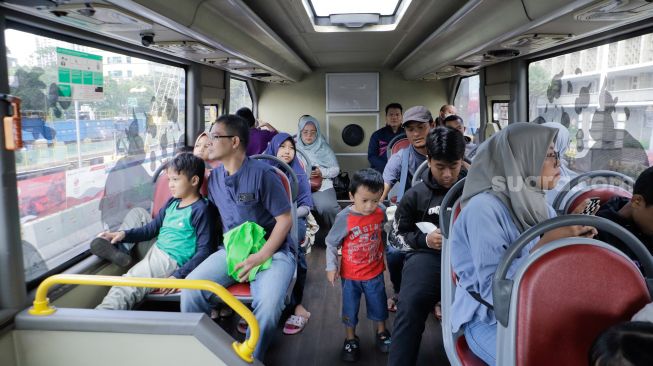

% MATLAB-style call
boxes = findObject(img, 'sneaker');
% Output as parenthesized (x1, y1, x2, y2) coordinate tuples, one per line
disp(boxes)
(90, 237, 132, 267)
(341, 337, 360, 362)
(376, 330, 391, 353)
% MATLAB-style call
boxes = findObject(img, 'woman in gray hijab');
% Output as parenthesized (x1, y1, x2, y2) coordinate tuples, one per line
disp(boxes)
(542, 122, 578, 206)
(449, 123, 597, 365)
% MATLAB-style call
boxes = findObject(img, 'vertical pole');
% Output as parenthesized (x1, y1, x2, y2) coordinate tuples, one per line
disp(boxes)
(74, 100, 82, 167)
(0, 14, 27, 310)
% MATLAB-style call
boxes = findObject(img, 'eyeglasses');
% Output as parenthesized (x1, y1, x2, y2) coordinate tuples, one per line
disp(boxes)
(301, 130, 317, 137)
(210, 134, 235, 141)
(546, 151, 561, 168)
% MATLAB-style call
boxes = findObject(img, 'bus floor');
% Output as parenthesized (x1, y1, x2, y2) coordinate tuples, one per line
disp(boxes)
(141, 245, 450, 365)
(263, 245, 449, 366)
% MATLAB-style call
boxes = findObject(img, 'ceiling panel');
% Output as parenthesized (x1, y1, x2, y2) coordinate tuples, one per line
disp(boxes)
(243, 0, 460, 69)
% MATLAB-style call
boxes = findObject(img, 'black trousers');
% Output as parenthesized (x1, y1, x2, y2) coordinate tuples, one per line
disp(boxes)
(388, 251, 442, 366)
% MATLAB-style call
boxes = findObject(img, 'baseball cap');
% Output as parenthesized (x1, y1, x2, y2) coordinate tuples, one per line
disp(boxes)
(402, 106, 433, 127)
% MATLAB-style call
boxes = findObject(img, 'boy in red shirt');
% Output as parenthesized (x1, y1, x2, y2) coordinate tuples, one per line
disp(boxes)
(325, 168, 390, 362)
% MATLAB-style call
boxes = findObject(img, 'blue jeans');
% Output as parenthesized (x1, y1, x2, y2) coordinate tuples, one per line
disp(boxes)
(464, 320, 497, 366)
(341, 273, 388, 328)
(180, 249, 296, 360)
(290, 217, 308, 308)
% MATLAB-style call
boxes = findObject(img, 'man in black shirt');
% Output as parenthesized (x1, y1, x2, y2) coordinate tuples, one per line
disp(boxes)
(596, 167, 653, 264)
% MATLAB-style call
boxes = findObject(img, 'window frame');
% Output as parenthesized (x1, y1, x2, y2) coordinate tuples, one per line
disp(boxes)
(491, 100, 510, 125)
(4, 16, 191, 291)
(227, 75, 256, 116)
(524, 24, 653, 120)
(524, 26, 653, 178)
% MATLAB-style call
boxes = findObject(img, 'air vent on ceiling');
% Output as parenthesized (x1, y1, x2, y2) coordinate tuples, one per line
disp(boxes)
(150, 41, 216, 55)
(250, 72, 272, 78)
(43, 4, 151, 31)
(575, 0, 653, 21)
(431, 66, 478, 80)
(501, 33, 573, 51)
(202, 57, 250, 68)
(485, 49, 520, 59)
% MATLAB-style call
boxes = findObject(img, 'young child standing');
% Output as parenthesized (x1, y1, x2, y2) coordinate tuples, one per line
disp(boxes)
(325, 168, 391, 362)
(94, 153, 216, 310)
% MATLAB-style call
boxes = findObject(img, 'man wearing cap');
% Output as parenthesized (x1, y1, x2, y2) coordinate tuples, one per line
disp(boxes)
(368, 103, 404, 173)
(380, 106, 432, 311)
(443, 114, 478, 159)
(381, 106, 432, 202)
(434, 104, 456, 127)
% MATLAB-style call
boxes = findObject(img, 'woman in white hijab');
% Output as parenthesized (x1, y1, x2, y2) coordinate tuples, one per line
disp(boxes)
(542, 122, 578, 206)
(449, 123, 597, 365)
(296, 115, 341, 231)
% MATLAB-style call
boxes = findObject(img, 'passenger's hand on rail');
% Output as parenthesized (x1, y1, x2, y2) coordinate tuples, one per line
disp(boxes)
(235, 252, 267, 282)
(157, 276, 179, 295)
(311, 167, 322, 178)
(534, 225, 598, 251)
(327, 270, 338, 286)
(426, 229, 443, 250)
(97, 230, 125, 244)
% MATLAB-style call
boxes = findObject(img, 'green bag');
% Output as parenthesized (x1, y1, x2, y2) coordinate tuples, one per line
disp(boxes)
(224, 221, 272, 282)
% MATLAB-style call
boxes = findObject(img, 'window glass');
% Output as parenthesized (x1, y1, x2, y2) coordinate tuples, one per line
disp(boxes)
(229, 78, 252, 113)
(6, 29, 186, 282)
(454, 75, 481, 143)
(529, 33, 653, 178)
(203, 105, 218, 131)
(492, 101, 509, 128)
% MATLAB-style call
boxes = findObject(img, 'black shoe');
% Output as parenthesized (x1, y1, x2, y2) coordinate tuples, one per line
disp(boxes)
(376, 330, 391, 353)
(341, 337, 361, 362)
(90, 237, 132, 267)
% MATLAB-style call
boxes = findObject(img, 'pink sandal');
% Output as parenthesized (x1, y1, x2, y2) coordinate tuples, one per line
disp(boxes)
(283, 314, 310, 335)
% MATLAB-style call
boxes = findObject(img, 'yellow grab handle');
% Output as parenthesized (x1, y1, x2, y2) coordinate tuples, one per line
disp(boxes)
(28, 274, 259, 363)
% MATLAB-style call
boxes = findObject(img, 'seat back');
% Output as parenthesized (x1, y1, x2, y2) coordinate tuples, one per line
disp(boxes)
(438, 178, 467, 366)
(152, 166, 211, 218)
(552, 170, 634, 214)
(411, 160, 429, 187)
(387, 134, 409, 159)
(497, 241, 651, 366)
(563, 185, 632, 214)
(295, 148, 312, 176)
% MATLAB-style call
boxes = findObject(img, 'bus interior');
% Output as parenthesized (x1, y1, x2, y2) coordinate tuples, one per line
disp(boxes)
(1, 0, 653, 365)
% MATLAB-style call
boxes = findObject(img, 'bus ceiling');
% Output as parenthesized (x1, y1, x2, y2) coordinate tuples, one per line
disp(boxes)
(2, 0, 653, 82)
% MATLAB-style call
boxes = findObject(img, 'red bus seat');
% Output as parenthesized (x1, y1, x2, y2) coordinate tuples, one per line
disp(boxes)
(389, 138, 409, 157)
(455, 336, 487, 366)
(497, 243, 650, 366)
(564, 186, 632, 214)
(151, 167, 211, 218)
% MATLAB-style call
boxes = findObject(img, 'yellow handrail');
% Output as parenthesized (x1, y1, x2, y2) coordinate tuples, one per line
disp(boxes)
(28, 274, 259, 363)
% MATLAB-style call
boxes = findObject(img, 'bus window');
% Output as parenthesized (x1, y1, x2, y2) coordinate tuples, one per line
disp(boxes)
(454, 75, 481, 143)
(5, 29, 186, 283)
(229, 77, 253, 113)
(492, 101, 509, 129)
(528, 32, 653, 178)
(203, 105, 219, 131)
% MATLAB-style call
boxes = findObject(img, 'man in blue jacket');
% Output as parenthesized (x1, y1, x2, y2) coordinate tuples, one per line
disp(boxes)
(368, 103, 403, 173)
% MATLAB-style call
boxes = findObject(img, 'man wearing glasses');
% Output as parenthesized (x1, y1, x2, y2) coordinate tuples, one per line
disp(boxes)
(180, 114, 296, 361)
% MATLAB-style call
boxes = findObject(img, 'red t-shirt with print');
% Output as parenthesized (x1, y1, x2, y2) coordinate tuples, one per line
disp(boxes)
(340, 207, 385, 281)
